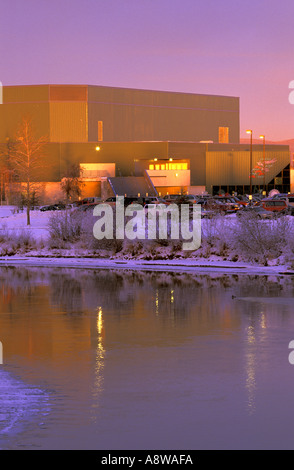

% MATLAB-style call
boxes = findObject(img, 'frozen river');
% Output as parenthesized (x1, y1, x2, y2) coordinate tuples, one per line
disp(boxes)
(0, 266, 294, 450)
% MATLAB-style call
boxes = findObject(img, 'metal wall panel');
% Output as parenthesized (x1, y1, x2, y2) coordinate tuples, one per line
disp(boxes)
(3, 85, 49, 103)
(0, 102, 50, 142)
(49, 102, 88, 142)
(49, 85, 87, 102)
(2, 85, 240, 145)
(87, 85, 240, 144)
(206, 149, 290, 190)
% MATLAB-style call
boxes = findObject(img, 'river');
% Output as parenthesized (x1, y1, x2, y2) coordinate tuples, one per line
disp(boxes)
(0, 266, 294, 450)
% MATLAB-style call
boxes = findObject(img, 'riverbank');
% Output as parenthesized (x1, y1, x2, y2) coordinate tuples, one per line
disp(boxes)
(0, 254, 293, 276)
(0, 205, 294, 275)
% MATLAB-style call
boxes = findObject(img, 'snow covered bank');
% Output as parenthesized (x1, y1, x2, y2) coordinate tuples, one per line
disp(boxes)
(0, 205, 293, 275)
(0, 255, 293, 277)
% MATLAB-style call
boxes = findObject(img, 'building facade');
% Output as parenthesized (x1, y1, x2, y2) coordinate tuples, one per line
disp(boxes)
(0, 84, 240, 144)
(0, 84, 290, 201)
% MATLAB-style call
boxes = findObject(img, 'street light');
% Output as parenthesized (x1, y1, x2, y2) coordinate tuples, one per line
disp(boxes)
(259, 135, 266, 194)
(246, 130, 253, 194)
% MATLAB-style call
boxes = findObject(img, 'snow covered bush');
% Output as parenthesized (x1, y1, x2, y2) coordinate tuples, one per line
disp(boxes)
(44, 205, 294, 266)
(197, 213, 233, 258)
(231, 212, 292, 265)
(0, 227, 38, 255)
(47, 210, 82, 248)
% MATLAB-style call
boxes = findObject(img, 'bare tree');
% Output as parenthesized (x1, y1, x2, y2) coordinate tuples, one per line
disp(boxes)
(60, 163, 85, 233)
(9, 117, 47, 225)
(60, 163, 84, 204)
(0, 138, 17, 204)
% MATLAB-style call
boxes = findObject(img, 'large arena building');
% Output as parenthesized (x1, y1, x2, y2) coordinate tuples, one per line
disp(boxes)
(0, 84, 290, 202)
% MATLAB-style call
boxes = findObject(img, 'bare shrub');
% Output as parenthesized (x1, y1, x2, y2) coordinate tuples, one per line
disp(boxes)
(198, 214, 234, 258)
(231, 212, 289, 265)
(47, 210, 82, 245)
(0, 228, 37, 255)
(79, 210, 123, 253)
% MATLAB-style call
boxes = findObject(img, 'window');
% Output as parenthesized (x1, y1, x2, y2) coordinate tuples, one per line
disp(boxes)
(219, 127, 229, 143)
(98, 121, 103, 141)
(149, 162, 188, 171)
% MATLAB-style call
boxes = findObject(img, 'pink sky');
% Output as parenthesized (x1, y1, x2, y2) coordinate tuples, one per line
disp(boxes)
(1, 0, 294, 141)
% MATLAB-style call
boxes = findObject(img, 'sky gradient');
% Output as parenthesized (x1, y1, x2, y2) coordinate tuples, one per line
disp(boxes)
(1, 0, 294, 141)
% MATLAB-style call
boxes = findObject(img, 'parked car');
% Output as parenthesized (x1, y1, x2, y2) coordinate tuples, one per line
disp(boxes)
(201, 208, 217, 218)
(163, 194, 182, 204)
(272, 193, 294, 208)
(196, 198, 212, 206)
(255, 199, 288, 213)
(231, 196, 249, 207)
(103, 196, 142, 208)
(237, 205, 274, 219)
(176, 195, 199, 205)
(40, 203, 65, 211)
(210, 197, 240, 213)
(40, 205, 55, 211)
(103, 197, 117, 207)
(142, 196, 168, 205)
(81, 197, 102, 205)
(55, 203, 66, 210)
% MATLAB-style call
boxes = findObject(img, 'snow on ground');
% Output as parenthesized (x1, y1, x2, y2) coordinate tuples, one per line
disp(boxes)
(0, 254, 292, 276)
(0, 206, 50, 240)
(0, 205, 293, 276)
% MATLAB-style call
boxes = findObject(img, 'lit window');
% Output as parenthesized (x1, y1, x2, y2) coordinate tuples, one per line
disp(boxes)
(219, 127, 229, 143)
(149, 164, 154, 170)
(182, 163, 188, 170)
(161, 164, 166, 170)
(155, 164, 160, 170)
(98, 121, 103, 141)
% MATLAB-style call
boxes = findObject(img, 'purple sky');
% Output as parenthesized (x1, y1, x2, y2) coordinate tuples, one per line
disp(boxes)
(1, 0, 294, 141)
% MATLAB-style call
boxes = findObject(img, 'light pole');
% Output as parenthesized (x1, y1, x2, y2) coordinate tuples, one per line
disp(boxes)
(259, 134, 266, 194)
(246, 129, 253, 194)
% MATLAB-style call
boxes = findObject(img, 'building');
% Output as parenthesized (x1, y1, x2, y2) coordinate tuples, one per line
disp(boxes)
(0, 84, 290, 202)
(0, 84, 240, 144)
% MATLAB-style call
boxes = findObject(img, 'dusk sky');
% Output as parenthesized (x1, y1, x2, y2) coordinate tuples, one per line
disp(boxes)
(1, 0, 294, 141)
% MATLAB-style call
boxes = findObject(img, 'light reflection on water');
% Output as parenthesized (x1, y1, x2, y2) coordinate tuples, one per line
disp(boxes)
(91, 305, 105, 421)
(0, 267, 294, 449)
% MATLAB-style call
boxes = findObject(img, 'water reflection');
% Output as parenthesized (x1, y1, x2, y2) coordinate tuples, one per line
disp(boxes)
(91, 306, 105, 420)
(245, 323, 257, 414)
(0, 267, 294, 449)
